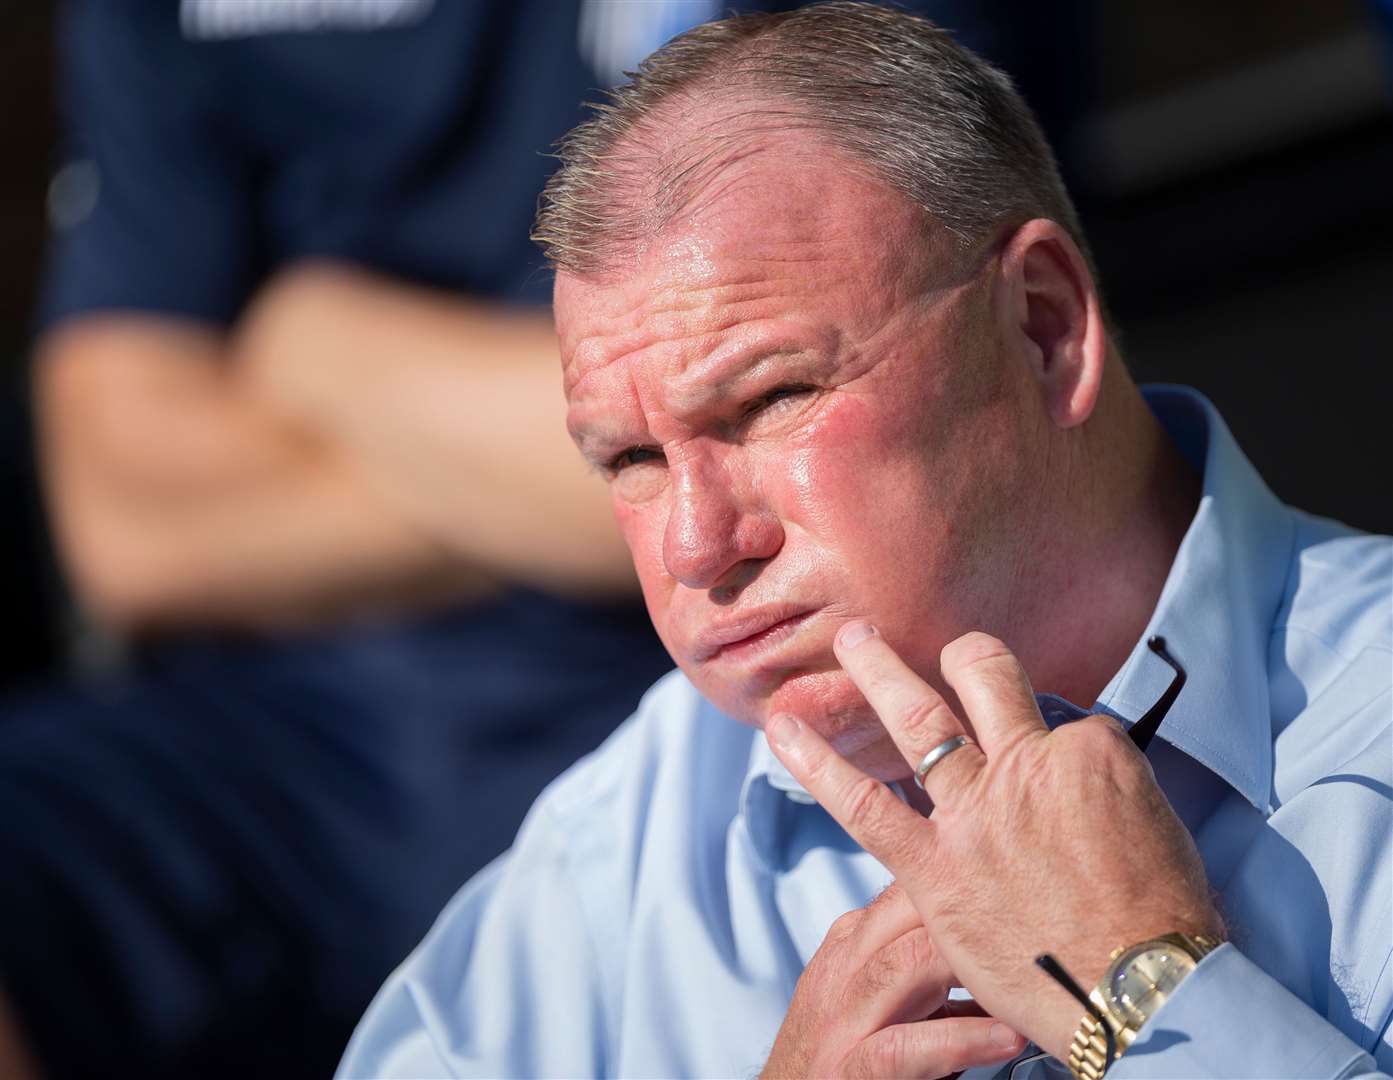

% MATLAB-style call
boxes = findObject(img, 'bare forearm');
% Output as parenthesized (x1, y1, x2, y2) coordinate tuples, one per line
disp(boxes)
(37, 318, 492, 632)
(236, 263, 637, 596)
(37, 259, 636, 633)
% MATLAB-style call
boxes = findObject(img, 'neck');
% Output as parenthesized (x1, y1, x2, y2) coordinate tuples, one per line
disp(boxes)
(1012, 374, 1201, 708)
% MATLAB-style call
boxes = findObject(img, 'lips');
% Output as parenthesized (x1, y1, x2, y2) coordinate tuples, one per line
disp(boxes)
(691, 606, 818, 663)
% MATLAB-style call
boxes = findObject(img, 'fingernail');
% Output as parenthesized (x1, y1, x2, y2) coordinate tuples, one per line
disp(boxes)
(838, 621, 877, 650)
(765, 712, 803, 750)
(990, 1023, 1024, 1049)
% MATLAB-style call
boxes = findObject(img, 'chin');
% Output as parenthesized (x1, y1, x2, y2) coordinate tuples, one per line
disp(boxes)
(767, 671, 913, 782)
(685, 666, 914, 783)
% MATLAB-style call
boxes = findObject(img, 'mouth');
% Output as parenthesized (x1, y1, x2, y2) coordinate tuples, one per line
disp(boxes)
(694, 607, 819, 664)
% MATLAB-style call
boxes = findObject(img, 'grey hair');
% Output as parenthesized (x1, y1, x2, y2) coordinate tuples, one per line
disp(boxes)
(532, 1, 1093, 283)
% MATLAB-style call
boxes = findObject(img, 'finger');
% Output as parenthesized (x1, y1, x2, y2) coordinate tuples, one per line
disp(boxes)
(939, 632, 1047, 754)
(844, 1017, 1028, 1079)
(840, 884, 926, 966)
(820, 883, 925, 975)
(833, 621, 984, 800)
(846, 927, 956, 1033)
(765, 711, 930, 876)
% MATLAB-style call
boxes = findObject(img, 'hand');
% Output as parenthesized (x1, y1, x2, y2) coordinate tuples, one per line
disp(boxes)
(764, 627, 1225, 1062)
(762, 883, 1026, 1078)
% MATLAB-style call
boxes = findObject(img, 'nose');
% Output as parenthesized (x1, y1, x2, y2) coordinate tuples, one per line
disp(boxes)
(662, 452, 783, 591)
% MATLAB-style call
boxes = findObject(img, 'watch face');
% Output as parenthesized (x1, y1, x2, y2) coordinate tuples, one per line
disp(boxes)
(1106, 943, 1198, 1028)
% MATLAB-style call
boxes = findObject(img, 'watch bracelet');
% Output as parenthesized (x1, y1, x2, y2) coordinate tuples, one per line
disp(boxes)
(1064, 933, 1223, 1080)
(1066, 1009, 1113, 1080)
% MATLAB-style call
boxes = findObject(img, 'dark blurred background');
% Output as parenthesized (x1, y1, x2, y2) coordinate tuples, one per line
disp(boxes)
(0, 1, 1390, 682)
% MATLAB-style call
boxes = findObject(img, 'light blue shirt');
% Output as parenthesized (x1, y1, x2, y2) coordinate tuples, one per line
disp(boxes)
(340, 387, 1393, 1079)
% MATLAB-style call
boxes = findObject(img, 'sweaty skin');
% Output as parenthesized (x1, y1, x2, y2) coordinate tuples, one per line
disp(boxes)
(559, 138, 1148, 781)
(556, 124, 1211, 1069)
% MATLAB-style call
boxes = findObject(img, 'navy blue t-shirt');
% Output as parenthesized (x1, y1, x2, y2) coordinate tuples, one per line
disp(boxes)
(43, 0, 607, 321)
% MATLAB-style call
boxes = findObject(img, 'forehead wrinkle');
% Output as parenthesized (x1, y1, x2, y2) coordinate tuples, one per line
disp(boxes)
(566, 285, 768, 392)
(567, 307, 832, 464)
(619, 254, 852, 413)
(560, 142, 946, 445)
(561, 152, 899, 390)
(566, 348, 658, 464)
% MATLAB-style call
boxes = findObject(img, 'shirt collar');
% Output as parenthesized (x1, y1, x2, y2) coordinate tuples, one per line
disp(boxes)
(1095, 386, 1291, 812)
(736, 385, 1291, 859)
(738, 733, 815, 871)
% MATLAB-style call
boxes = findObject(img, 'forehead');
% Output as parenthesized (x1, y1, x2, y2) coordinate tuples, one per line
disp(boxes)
(556, 139, 944, 398)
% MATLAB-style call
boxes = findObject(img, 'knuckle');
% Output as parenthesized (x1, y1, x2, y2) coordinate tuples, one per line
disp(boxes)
(866, 882, 900, 910)
(841, 775, 887, 831)
(801, 754, 848, 803)
(1062, 713, 1104, 743)
(1091, 711, 1127, 736)
(852, 1025, 908, 1075)
(826, 908, 863, 944)
(800, 744, 833, 785)
(898, 694, 957, 744)
(869, 1025, 911, 1077)
(1081, 713, 1134, 755)
(941, 630, 1010, 672)
(857, 884, 899, 923)
(914, 1020, 968, 1069)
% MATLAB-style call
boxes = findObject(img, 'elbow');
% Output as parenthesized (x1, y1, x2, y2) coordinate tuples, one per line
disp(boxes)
(53, 505, 186, 633)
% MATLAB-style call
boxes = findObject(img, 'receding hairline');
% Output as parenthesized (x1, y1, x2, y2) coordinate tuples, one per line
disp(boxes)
(551, 85, 986, 287)
(535, 2, 1097, 298)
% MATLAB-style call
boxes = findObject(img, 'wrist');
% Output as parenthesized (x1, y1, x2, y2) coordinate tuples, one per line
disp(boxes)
(1059, 930, 1225, 1079)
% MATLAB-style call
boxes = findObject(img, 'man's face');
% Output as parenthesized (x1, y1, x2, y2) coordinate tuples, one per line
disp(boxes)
(557, 146, 1037, 779)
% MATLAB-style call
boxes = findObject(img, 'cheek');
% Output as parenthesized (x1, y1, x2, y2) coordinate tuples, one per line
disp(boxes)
(776, 397, 881, 524)
(769, 394, 1005, 670)
(614, 497, 681, 642)
(775, 399, 937, 578)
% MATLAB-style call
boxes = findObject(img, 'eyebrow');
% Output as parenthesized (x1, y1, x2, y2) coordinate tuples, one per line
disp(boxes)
(665, 341, 813, 416)
(570, 421, 636, 469)
(568, 337, 829, 467)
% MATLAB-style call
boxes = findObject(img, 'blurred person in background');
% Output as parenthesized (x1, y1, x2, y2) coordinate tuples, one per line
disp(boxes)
(0, 1, 1086, 1077)
(0, 1, 694, 1076)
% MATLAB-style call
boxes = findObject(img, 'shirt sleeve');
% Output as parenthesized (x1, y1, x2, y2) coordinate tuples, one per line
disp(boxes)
(39, 0, 260, 331)
(336, 800, 610, 1079)
(1111, 944, 1392, 1079)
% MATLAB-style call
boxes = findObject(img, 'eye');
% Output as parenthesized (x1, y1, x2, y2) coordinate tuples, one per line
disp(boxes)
(742, 384, 816, 422)
(606, 445, 668, 503)
(606, 445, 666, 474)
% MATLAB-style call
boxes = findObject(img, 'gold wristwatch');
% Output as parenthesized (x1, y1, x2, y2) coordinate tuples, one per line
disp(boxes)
(1066, 932, 1223, 1080)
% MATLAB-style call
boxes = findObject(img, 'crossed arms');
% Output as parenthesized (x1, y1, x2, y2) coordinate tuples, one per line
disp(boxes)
(36, 263, 635, 634)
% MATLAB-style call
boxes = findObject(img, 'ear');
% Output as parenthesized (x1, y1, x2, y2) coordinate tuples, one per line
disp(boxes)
(995, 219, 1107, 429)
